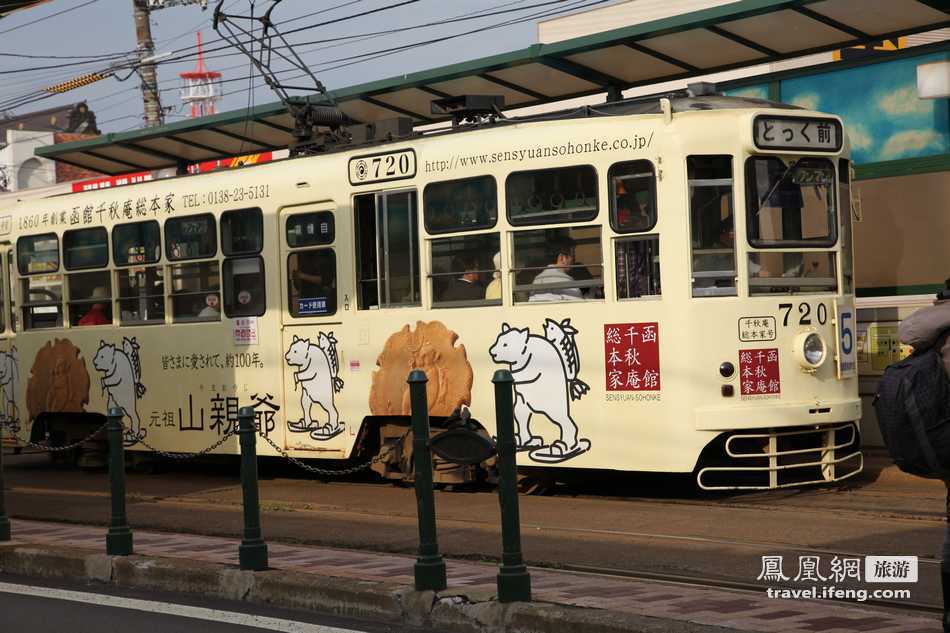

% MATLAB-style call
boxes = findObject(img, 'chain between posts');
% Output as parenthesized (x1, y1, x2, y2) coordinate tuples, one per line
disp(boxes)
(1, 418, 110, 454)
(256, 427, 408, 477)
(135, 428, 238, 460)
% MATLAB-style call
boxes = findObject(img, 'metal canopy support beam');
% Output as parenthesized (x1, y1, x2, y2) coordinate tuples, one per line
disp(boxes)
(917, 0, 950, 15)
(83, 150, 149, 171)
(361, 96, 431, 122)
(205, 127, 276, 149)
(793, 6, 871, 40)
(166, 136, 231, 155)
(477, 73, 547, 102)
(417, 85, 452, 100)
(254, 118, 294, 134)
(116, 142, 188, 173)
(705, 25, 778, 57)
(624, 42, 699, 73)
(538, 56, 623, 91)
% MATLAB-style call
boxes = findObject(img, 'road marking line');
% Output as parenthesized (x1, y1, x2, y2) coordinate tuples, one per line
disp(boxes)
(0, 581, 365, 633)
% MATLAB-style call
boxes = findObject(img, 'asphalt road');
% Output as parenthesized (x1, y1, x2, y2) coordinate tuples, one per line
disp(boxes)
(0, 573, 420, 633)
(1, 449, 944, 607)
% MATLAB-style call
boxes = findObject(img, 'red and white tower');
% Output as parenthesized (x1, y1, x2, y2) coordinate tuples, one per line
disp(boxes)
(179, 32, 222, 118)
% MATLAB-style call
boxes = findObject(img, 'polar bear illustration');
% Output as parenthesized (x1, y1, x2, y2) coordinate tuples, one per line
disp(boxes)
(284, 333, 344, 441)
(0, 347, 19, 433)
(93, 338, 146, 445)
(489, 322, 590, 463)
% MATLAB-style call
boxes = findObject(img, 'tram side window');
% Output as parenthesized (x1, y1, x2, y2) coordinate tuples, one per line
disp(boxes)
(507, 165, 597, 225)
(222, 207, 263, 255)
(64, 227, 108, 270)
(224, 257, 265, 318)
(114, 220, 163, 325)
(839, 158, 854, 294)
(6, 253, 13, 332)
(511, 226, 603, 303)
(689, 155, 736, 297)
(424, 176, 497, 233)
(18, 234, 62, 330)
(286, 212, 334, 248)
(287, 250, 336, 317)
(430, 233, 501, 308)
(355, 190, 420, 310)
(68, 270, 112, 327)
(616, 235, 660, 299)
(610, 160, 657, 232)
(166, 214, 219, 322)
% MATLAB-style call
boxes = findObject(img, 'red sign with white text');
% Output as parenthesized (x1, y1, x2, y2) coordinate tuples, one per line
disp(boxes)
(72, 172, 153, 192)
(604, 322, 660, 391)
(739, 348, 781, 396)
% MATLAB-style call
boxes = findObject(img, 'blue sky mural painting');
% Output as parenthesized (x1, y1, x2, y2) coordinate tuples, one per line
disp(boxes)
(781, 52, 950, 165)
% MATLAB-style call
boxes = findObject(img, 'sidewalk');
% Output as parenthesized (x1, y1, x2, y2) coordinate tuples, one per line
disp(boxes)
(0, 519, 939, 633)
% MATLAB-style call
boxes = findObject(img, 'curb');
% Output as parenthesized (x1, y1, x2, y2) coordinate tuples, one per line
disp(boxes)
(0, 542, 756, 633)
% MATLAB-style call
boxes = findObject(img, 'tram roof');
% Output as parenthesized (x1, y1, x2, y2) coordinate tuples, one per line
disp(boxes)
(36, 0, 950, 175)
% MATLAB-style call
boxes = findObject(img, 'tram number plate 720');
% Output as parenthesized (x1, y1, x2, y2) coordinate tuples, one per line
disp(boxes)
(348, 149, 416, 185)
(779, 302, 829, 327)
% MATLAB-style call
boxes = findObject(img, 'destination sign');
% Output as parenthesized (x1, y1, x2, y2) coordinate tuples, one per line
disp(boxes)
(753, 116, 841, 153)
(348, 148, 416, 185)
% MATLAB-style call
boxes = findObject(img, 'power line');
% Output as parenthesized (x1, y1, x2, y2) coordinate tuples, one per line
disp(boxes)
(0, 0, 102, 36)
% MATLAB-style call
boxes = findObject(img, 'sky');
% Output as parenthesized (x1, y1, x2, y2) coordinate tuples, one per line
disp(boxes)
(0, 0, 620, 134)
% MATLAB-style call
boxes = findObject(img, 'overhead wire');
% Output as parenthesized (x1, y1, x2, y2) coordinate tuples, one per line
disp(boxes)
(0, 0, 102, 36)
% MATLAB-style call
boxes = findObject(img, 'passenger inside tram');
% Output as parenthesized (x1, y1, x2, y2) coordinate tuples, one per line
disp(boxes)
(530, 239, 583, 302)
(441, 254, 485, 301)
(77, 286, 111, 326)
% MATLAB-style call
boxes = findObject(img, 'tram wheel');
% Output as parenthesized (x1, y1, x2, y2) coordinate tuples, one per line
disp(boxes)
(517, 473, 555, 495)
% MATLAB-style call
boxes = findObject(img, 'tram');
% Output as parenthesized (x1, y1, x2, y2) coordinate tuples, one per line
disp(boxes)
(0, 92, 861, 490)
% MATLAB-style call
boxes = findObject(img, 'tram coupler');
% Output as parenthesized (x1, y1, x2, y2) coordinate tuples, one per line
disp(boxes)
(238, 406, 268, 571)
(106, 407, 133, 556)
(408, 370, 447, 592)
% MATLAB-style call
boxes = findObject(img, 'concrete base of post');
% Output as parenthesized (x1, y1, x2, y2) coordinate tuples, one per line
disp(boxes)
(414, 556, 447, 592)
(239, 539, 268, 571)
(106, 529, 133, 556)
(498, 566, 532, 603)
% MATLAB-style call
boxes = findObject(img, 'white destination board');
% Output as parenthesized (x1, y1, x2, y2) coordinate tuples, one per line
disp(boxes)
(754, 116, 841, 152)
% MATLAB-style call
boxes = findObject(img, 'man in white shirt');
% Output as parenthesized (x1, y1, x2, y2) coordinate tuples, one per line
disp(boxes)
(530, 240, 583, 302)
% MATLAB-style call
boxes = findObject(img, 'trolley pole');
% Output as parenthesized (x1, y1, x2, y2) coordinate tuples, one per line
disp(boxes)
(238, 406, 268, 571)
(0, 415, 10, 542)
(106, 408, 133, 556)
(492, 370, 531, 603)
(408, 370, 447, 592)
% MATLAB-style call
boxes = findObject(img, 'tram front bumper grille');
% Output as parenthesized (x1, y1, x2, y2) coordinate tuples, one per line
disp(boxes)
(696, 423, 863, 491)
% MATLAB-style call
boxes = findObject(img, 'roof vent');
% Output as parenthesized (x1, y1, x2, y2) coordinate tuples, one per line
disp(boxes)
(686, 82, 719, 97)
(431, 95, 505, 126)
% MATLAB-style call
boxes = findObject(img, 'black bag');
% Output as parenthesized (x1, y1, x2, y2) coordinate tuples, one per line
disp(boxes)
(874, 333, 950, 479)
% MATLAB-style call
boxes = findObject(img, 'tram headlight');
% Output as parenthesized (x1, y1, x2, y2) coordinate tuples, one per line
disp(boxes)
(793, 332, 827, 371)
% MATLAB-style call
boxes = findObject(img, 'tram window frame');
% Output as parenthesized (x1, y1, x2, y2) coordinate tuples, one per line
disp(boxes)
(287, 249, 337, 318)
(354, 190, 421, 310)
(688, 155, 737, 298)
(63, 227, 109, 271)
(838, 158, 854, 295)
(506, 165, 598, 226)
(67, 269, 113, 327)
(423, 175, 498, 234)
(113, 220, 161, 266)
(609, 160, 657, 233)
(223, 256, 266, 318)
(170, 260, 221, 323)
(430, 232, 501, 308)
(165, 213, 217, 261)
(221, 207, 263, 256)
(286, 211, 334, 248)
(615, 234, 661, 300)
(745, 156, 837, 249)
(510, 226, 604, 303)
(17, 233, 59, 276)
(117, 265, 165, 325)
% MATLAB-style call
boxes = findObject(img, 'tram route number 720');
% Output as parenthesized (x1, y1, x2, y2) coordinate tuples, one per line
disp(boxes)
(348, 149, 417, 185)
(779, 302, 829, 326)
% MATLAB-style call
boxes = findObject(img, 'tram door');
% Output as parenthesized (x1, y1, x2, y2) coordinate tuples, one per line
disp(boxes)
(278, 204, 349, 456)
(0, 244, 17, 443)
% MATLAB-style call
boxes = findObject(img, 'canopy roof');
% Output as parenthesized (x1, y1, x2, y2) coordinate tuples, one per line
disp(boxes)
(36, 0, 950, 175)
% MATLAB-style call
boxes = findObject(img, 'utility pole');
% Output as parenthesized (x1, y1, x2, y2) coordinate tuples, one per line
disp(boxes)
(133, 0, 163, 127)
(132, 0, 209, 128)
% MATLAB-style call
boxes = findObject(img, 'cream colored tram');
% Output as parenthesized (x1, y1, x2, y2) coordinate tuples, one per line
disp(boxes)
(0, 94, 860, 489)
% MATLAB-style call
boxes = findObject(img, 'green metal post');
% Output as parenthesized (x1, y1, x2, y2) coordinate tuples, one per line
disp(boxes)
(408, 370, 447, 592)
(106, 407, 133, 555)
(492, 370, 531, 603)
(0, 416, 11, 541)
(238, 406, 268, 571)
